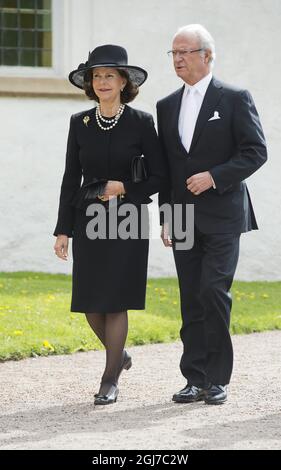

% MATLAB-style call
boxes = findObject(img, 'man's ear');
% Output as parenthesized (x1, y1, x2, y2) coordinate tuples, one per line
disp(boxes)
(204, 49, 212, 64)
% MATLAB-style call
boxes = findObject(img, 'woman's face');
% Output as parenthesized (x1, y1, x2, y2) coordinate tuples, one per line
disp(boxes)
(92, 67, 127, 103)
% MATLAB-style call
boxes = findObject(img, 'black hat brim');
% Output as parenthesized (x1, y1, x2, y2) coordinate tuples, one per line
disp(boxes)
(69, 64, 147, 90)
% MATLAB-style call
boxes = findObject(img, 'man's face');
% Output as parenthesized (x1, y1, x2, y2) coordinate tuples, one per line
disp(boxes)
(172, 33, 210, 85)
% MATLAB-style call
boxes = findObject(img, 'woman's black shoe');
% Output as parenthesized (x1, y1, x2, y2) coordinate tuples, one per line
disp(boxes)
(94, 383, 119, 405)
(116, 350, 132, 381)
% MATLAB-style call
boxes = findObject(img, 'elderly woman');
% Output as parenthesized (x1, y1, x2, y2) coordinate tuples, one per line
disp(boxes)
(53, 44, 165, 405)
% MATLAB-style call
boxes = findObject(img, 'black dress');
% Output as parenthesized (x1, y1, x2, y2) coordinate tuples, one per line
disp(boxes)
(53, 105, 165, 313)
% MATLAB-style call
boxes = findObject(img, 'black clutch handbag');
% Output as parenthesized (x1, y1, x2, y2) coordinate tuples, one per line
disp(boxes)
(83, 178, 108, 199)
(81, 178, 124, 211)
(72, 156, 148, 209)
(71, 178, 107, 209)
(131, 155, 148, 183)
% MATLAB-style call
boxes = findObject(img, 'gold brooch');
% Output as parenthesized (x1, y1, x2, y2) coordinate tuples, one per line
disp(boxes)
(83, 115, 90, 127)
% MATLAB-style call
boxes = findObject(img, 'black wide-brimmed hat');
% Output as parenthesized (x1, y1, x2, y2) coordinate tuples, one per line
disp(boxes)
(69, 44, 148, 89)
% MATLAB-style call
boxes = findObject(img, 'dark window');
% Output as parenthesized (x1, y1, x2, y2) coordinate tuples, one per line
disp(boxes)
(0, 0, 52, 67)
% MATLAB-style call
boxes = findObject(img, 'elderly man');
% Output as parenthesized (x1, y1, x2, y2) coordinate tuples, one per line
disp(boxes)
(157, 24, 267, 404)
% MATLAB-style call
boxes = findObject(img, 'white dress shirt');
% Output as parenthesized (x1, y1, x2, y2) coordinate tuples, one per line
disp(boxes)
(178, 71, 213, 149)
(178, 72, 216, 187)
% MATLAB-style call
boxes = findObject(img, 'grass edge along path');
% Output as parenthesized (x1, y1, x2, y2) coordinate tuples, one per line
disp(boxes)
(0, 272, 280, 361)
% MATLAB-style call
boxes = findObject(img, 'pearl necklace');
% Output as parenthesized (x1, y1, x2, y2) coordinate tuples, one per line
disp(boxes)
(96, 104, 125, 131)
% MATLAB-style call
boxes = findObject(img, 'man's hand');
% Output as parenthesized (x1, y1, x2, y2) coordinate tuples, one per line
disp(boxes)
(161, 222, 172, 247)
(186, 171, 214, 195)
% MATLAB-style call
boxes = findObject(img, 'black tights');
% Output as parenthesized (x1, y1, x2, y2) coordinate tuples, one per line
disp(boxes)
(85, 311, 128, 395)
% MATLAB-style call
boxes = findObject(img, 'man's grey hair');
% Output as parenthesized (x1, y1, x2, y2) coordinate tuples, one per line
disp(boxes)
(175, 24, 216, 67)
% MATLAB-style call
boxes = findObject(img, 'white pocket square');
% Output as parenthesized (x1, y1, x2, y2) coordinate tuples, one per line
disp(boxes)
(208, 111, 221, 121)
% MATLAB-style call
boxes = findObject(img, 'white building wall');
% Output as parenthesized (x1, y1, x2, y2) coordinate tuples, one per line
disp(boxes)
(0, 0, 280, 280)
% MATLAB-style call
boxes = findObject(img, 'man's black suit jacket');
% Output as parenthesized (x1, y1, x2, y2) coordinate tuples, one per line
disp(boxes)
(157, 77, 267, 233)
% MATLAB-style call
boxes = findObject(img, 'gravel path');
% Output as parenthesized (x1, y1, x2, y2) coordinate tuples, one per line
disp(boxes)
(0, 331, 280, 450)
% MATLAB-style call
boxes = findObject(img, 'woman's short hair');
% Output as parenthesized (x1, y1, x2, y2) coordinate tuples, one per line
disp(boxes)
(83, 68, 139, 103)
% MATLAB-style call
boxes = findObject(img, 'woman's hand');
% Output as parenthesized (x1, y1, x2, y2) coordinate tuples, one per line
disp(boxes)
(54, 235, 69, 261)
(103, 181, 125, 199)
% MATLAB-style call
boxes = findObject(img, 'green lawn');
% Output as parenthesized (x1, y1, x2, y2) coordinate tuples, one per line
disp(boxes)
(0, 272, 280, 361)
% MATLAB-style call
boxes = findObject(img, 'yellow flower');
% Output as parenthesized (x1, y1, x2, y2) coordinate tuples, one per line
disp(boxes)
(43, 340, 54, 351)
(262, 294, 269, 299)
(13, 330, 23, 336)
(173, 301, 178, 305)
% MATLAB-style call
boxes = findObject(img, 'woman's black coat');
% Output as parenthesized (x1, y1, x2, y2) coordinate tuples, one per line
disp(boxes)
(53, 105, 165, 313)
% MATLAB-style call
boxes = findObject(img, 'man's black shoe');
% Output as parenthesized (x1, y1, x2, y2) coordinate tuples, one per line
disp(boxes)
(172, 384, 205, 403)
(204, 384, 227, 405)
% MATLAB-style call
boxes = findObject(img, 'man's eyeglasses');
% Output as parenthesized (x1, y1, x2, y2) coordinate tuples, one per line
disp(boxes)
(167, 48, 204, 58)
